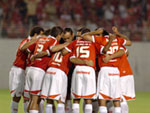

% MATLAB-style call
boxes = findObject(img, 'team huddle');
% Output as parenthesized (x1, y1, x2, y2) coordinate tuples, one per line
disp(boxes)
(9, 26, 135, 113)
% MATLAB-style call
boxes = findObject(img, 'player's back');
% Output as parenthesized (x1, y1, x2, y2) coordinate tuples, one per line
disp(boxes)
(13, 38, 29, 70)
(72, 39, 96, 69)
(31, 36, 58, 71)
(48, 52, 72, 75)
(119, 54, 133, 77)
(96, 37, 126, 68)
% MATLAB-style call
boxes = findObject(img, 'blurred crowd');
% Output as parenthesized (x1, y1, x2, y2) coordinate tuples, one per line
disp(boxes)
(0, 0, 150, 41)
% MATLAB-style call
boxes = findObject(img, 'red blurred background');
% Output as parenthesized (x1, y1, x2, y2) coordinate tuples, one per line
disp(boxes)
(0, 0, 149, 41)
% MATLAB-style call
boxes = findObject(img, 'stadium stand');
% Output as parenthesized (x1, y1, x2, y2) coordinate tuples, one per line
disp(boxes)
(0, 0, 149, 41)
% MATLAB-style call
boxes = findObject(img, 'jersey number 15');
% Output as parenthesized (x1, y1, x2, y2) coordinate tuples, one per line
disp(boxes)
(76, 46, 90, 58)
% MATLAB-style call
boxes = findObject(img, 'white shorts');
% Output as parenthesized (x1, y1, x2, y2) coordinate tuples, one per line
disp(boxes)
(41, 67, 67, 103)
(24, 66, 45, 98)
(121, 75, 136, 101)
(9, 66, 25, 97)
(97, 67, 121, 100)
(24, 66, 31, 100)
(71, 66, 96, 99)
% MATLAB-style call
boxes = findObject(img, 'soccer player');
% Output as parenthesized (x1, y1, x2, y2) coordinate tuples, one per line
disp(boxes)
(62, 28, 97, 113)
(82, 27, 132, 113)
(61, 28, 75, 113)
(111, 27, 135, 113)
(9, 26, 44, 113)
(103, 47, 135, 113)
(24, 26, 64, 113)
(39, 28, 73, 113)
(23, 29, 51, 113)
(119, 49, 135, 113)
(103, 43, 135, 113)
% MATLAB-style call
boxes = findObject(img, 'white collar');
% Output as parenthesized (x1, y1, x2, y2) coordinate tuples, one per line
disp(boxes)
(28, 36, 31, 40)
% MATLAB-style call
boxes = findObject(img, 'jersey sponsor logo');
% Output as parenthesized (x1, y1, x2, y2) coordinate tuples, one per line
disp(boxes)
(108, 73, 120, 76)
(76, 71, 90, 74)
(46, 71, 56, 75)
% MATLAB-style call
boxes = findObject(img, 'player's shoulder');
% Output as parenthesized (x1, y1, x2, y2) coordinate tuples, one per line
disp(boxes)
(47, 35, 56, 40)
(37, 36, 51, 42)
(73, 39, 78, 43)
(69, 39, 77, 45)
(47, 35, 58, 43)
(116, 36, 124, 41)
(21, 37, 29, 43)
(20, 37, 30, 46)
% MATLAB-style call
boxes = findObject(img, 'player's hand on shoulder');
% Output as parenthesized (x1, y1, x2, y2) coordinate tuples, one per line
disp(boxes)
(64, 42, 71, 46)
(102, 54, 111, 63)
(85, 60, 94, 66)
(109, 33, 116, 41)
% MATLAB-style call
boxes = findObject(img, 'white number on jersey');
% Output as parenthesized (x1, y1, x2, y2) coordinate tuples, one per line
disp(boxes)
(76, 46, 90, 58)
(37, 44, 44, 52)
(107, 46, 119, 62)
(53, 52, 63, 63)
(107, 46, 118, 54)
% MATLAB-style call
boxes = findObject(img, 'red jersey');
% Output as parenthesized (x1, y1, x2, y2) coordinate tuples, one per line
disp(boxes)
(29, 36, 58, 71)
(13, 38, 30, 70)
(118, 47, 133, 77)
(65, 39, 96, 69)
(26, 43, 36, 67)
(94, 36, 126, 67)
(48, 52, 72, 75)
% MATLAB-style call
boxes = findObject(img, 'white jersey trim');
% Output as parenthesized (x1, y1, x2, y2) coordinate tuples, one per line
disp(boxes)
(50, 39, 58, 51)
(46, 49, 50, 56)
(92, 35, 95, 42)
(100, 46, 104, 54)
(26, 48, 31, 53)
(65, 47, 72, 52)
(123, 39, 127, 46)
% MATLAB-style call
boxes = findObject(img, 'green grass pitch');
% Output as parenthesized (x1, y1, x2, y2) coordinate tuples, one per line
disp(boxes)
(0, 89, 150, 113)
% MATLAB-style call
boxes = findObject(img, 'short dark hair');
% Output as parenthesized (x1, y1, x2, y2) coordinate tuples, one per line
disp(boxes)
(77, 27, 86, 32)
(50, 26, 63, 37)
(95, 27, 109, 36)
(44, 29, 51, 36)
(81, 28, 91, 35)
(30, 26, 44, 37)
(102, 30, 109, 36)
(64, 28, 73, 35)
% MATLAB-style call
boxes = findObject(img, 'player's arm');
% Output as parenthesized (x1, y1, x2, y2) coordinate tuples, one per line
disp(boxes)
(82, 28, 103, 42)
(30, 50, 50, 62)
(122, 45, 129, 57)
(20, 38, 37, 52)
(102, 33, 115, 54)
(112, 26, 132, 46)
(51, 42, 70, 53)
(70, 57, 93, 67)
(126, 50, 129, 57)
(102, 49, 125, 63)
(61, 48, 70, 55)
(61, 41, 74, 55)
